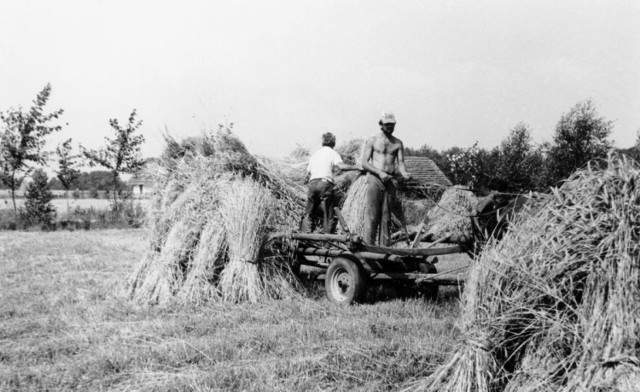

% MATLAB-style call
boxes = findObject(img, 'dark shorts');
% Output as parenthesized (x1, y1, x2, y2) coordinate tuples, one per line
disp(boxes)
(300, 179, 335, 233)
(363, 174, 402, 245)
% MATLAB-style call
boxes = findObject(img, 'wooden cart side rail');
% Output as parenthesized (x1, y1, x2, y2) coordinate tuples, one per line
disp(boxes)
(268, 232, 362, 243)
(420, 233, 473, 244)
(315, 271, 466, 286)
(359, 244, 465, 257)
(296, 247, 350, 259)
(295, 247, 416, 275)
(391, 231, 473, 245)
(296, 246, 463, 261)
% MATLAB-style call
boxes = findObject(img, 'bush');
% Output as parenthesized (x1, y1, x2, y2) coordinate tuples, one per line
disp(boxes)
(0, 209, 20, 230)
(56, 200, 146, 230)
(21, 169, 56, 230)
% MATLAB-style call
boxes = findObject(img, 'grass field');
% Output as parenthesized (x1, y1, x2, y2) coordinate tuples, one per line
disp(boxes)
(0, 229, 465, 391)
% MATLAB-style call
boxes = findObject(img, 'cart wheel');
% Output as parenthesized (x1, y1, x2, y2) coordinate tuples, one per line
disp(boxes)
(325, 257, 367, 305)
(418, 263, 439, 301)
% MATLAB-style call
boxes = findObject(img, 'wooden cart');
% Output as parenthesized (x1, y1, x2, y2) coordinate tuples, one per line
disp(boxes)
(270, 209, 473, 305)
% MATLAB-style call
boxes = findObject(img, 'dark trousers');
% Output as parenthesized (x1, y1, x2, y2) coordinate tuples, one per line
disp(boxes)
(363, 174, 401, 246)
(300, 179, 335, 233)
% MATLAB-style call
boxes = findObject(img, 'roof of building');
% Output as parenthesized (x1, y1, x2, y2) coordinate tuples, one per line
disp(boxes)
(403, 156, 452, 187)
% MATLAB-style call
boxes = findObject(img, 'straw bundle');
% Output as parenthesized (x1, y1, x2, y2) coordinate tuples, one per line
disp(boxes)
(408, 154, 640, 392)
(339, 174, 368, 235)
(339, 174, 407, 238)
(219, 178, 278, 302)
(176, 216, 227, 303)
(125, 129, 304, 304)
(424, 185, 477, 238)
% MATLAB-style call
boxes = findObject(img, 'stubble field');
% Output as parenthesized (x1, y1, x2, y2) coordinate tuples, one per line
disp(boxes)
(0, 229, 465, 391)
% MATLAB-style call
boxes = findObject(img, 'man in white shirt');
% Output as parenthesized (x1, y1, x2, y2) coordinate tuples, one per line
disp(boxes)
(300, 132, 359, 233)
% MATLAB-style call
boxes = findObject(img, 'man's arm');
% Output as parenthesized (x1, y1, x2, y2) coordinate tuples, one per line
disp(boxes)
(336, 162, 362, 171)
(361, 137, 391, 181)
(332, 150, 361, 172)
(396, 141, 412, 180)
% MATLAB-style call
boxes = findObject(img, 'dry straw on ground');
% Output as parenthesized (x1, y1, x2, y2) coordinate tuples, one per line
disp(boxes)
(125, 129, 304, 305)
(408, 154, 640, 392)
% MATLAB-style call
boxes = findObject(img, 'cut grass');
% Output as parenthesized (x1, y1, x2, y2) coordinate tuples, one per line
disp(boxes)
(1, 229, 462, 391)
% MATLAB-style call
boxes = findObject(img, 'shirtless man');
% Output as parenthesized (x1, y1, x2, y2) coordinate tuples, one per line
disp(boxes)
(361, 112, 412, 245)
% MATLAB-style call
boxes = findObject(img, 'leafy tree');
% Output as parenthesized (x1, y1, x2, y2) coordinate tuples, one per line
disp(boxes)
(404, 144, 442, 160)
(73, 171, 126, 191)
(0, 83, 64, 213)
(546, 99, 612, 186)
(21, 169, 56, 229)
(494, 123, 545, 192)
(55, 138, 80, 193)
(446, 142, 482, 186)
(474, 147, 501, 191)
(48, 170, 126, 191)
(440, 146, 465, 181)
(81, 109, 145, 209)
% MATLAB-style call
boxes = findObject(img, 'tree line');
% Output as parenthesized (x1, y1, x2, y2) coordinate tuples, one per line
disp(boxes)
(45, 170, 127, 191)
(2, 84, 638, 225)
(405, 99, 635, 194)
(0, 168, 129, 191)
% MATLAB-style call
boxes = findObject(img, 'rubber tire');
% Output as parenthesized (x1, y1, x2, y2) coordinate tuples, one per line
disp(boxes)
(325, 257, 367, 305)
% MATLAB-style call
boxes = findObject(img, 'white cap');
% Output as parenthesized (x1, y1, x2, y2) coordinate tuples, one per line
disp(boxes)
(380, 112, 396, 124)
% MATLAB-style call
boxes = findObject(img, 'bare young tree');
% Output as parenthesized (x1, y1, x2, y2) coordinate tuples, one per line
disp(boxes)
(81, 109, 145, 210)
(55, 138, 80, 194)
(0, 83, 64, 213)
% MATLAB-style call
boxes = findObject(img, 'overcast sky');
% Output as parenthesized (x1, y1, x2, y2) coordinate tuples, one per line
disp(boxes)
(1, 0, 639, 160)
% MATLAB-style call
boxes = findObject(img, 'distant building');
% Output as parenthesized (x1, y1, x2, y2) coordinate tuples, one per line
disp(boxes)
(128, 159, 157, 197)
(403, 156, 451, 188)
(129, 171, 154, 197)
